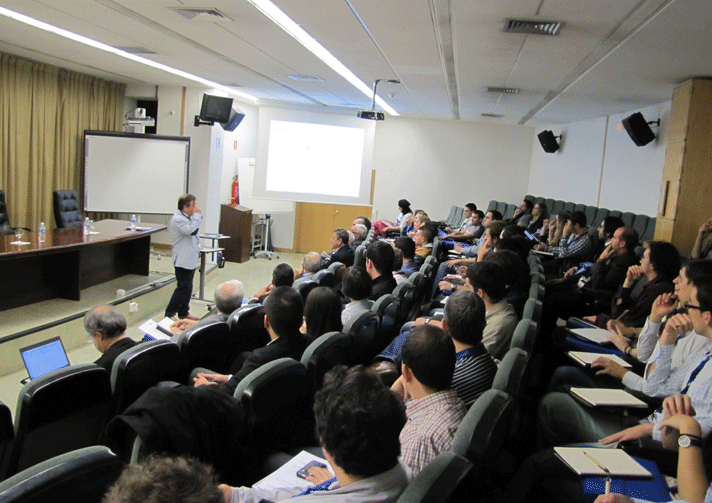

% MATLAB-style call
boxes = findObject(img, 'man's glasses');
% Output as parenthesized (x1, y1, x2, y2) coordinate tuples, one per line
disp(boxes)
(685, 302, 704, 312)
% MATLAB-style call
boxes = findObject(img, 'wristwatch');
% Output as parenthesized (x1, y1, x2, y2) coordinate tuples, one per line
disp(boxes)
(678, 434, 704, 448)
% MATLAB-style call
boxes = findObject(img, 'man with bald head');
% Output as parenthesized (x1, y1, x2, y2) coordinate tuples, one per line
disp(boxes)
(85, 305, 137, 373)
(294, 251, 322, 280)
(171, 280, 245, 333)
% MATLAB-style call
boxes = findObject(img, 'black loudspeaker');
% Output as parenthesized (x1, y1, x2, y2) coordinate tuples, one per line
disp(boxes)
(220, 108, 245, 132)
(621, 112, 656, 146)
(537, 130, 560, 153)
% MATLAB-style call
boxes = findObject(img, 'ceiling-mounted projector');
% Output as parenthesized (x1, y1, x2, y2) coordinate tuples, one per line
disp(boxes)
(357, 110, 385, 121)
(357, 78, 400, 121)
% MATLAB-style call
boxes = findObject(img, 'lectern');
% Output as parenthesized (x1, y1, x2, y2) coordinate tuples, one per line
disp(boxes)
(219, 204, 252, 263)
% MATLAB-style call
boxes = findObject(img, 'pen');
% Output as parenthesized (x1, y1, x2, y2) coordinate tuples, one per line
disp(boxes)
(584, 451, 612, 494)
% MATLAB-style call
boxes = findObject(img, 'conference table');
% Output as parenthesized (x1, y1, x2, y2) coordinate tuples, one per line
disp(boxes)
(0, 219, 166, 311)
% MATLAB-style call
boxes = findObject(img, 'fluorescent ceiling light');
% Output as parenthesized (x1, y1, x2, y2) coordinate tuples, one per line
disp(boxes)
(0, 6, 258, 103)
(245, 0, 399, 116)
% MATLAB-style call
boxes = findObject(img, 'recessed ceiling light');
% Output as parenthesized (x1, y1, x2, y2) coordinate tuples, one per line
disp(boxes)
(504, 19, 563, 36)
(288, 75, 324, 82)
(481, 113, 504, 118)
(487, 86, 520, 94)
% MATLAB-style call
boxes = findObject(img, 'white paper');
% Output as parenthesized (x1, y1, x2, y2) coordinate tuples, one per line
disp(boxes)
(252, 450, 334, 491)
(554, 447, 652, 477)
(567, 351, 632, 368)
(569, 388, 648, 408)
(139, 319, 171, 340)
(570, 328, 613, 344)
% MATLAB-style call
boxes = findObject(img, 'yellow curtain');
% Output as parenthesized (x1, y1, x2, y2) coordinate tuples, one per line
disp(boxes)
(0, 52, 125, 230)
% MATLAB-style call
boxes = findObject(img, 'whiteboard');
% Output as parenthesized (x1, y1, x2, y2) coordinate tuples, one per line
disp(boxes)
(83, 131, 190, 214)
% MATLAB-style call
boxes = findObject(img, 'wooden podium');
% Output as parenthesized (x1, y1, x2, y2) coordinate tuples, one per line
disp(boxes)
(219, 204, 253, 263)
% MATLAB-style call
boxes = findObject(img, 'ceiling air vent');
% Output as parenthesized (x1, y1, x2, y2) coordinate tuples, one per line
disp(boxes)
(504, 19, 563, 36)
(487, 86, 520, 94)
(481, 113, 504, 118)
(114, 46, 157, 54)
(171, 8, 233, 22)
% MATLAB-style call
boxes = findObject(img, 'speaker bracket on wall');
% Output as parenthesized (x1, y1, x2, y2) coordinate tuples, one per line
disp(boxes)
(537, 130, 563, 153)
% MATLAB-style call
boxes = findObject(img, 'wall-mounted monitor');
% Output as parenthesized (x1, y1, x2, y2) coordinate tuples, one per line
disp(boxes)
(199, 94, 233, 123)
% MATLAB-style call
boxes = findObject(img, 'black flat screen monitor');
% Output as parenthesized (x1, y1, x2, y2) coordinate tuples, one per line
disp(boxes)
(200, 94, 234, 123)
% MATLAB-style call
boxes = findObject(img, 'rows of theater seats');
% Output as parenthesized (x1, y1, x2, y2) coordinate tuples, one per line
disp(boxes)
(486, 195, 657, 244)
(0, 237, 546, 502)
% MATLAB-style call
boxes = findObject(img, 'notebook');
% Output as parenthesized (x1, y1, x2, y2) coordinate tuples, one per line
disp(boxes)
(19, 336, 71, 380)
(567, 351, 632, 368)
(569, 327, 613, 344)
(554, 447, 652, 478)
(569, 388, 648, 408)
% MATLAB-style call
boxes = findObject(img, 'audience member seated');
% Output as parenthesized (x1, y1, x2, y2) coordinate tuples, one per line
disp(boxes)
(407, 212, 430, 237)
(585, 241, 681, 329)
(539, 211, 571, 247)
(590, 215, 626, 262)
(342, 266, 374, 325)
(549, 260, 712, 396)
(487, 248, 529, 317)
(352, 215, 372, 232)
(538, 270, 712, 448)
(535, 210, 593, 272)
(442, 203, 481, 243)
(452, 210, 503, 259)
(171, 280, 245, 333)
(365, 241, 397, 301)
(390, 324, 466, 474)
(85, 305, 138, 373)
(541, 226, 638, 331)
(692, 215, 712, 259)
(294, 252, 323, 280)
(373, 199, 413, 237)
(392, 249, 408, 285)
(103, 455, 224, 503)
(350, 223, 368, 250)
(510, 199, 533, 227)
(321, 228, 354, 268)
(223, 365, 410, 502)
(253, 263, 295, 302)
(376, 291, 498, 408)
(465, 261, 519, 360)
(394, 237, 419, 278)
(507, 411, 712, 503)
(413, 221, 436, 265)
(302, 286, 343, 339)
(525, 202, 548, 234)
(193, 287, 309, 395)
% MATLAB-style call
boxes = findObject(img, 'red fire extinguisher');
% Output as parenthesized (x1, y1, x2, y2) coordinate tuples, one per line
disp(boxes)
(231, 175, 239, 205)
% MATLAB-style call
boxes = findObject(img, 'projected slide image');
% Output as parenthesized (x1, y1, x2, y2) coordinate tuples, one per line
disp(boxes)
(265, 120, 364, 197)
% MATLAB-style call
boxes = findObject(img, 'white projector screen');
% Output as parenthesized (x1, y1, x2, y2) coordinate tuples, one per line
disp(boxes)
(253, 107, 375, 206)
(83, 131, 190, 214)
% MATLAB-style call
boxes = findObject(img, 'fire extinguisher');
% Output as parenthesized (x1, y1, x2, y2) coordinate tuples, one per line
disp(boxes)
(231, 175, 239, 205)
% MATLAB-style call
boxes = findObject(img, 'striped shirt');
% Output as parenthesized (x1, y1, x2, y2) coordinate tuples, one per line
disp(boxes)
(451, 344, 498, 407)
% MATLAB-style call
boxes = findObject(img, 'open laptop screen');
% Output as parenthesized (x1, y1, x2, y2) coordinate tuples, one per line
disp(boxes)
(20, 337, 71, 380)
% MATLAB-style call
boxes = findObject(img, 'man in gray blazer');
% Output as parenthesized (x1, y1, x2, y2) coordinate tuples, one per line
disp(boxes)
(165, 194, 202, 320)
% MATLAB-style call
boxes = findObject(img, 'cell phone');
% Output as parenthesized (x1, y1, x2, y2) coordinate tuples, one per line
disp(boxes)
(297, 460, 327, 479)
(524, 230, 542, 243)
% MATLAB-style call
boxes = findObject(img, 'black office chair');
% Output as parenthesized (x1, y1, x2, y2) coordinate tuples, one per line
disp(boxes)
(396, 451, 472, 503)
(343, 310, 380, 365)
(0, 190, 30, 235)
(52, 190, 82, 228)
(312, 269, 335, 288)
(300, 331, 350, 393)
(227, 304, 270, 355)
(233, 358, 310, 484)
(0, 446, 125, 503)
(0, 399, 13, 479)
(109, 340, 181, 417)
(372, 294, 401, 349)
(174, 320, 233, 379)
(293, 278, 319, 302)
(6, 364, 112, 478)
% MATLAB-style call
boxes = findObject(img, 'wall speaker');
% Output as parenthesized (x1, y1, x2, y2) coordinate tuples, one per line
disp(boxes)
(537, 130, 561, 153)
(621, 112, 657, 146)
(220, 108, 245, 132)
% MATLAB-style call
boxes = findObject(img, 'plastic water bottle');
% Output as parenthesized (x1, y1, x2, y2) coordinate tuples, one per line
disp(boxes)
(83, 217, 90, 236)
(130, 214, 137, 231)
(38, 222, 46, 242)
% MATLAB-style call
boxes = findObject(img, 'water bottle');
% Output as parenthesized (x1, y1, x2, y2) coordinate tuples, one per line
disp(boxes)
(38, 222, 46, 242)
(83, 217, 90, 236)
(130, 214, 137, 231)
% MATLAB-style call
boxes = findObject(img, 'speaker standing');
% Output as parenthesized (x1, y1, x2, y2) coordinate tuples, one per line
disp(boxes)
(165, 194, 202, 320)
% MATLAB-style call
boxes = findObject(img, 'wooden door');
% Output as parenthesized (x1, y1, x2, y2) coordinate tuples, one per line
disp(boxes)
(294, 203, 372, 253)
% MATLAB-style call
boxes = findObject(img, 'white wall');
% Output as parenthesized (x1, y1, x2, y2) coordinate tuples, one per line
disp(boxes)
(528, 102, 670, 216)
(372, 117, 534, 221)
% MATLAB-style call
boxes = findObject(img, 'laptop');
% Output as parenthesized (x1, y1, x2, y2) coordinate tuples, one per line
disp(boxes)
(19, 336, 71, 382)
